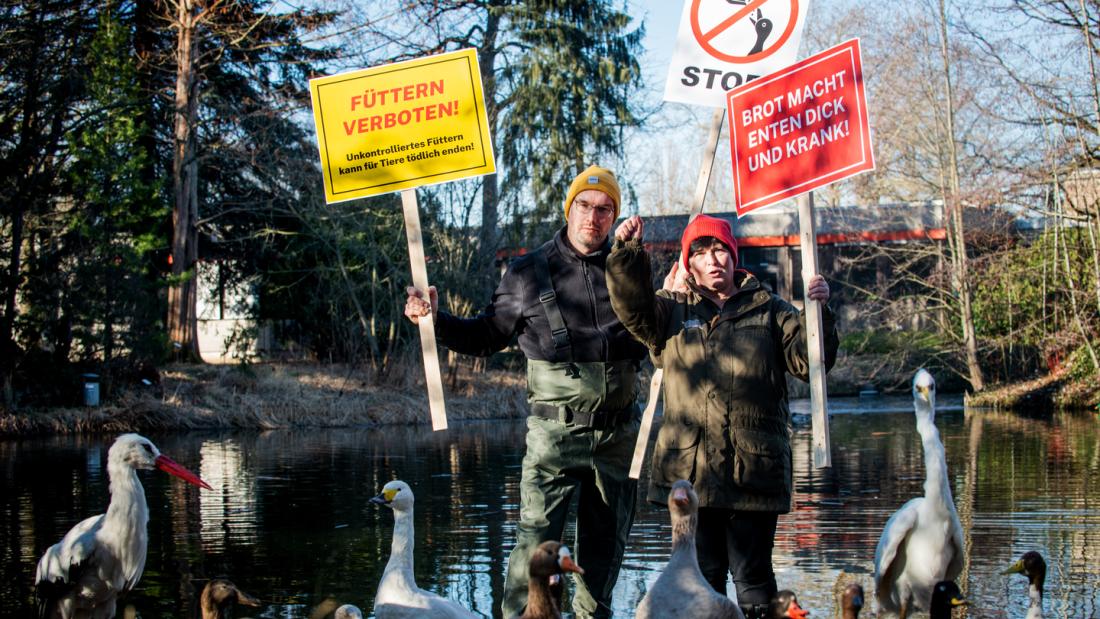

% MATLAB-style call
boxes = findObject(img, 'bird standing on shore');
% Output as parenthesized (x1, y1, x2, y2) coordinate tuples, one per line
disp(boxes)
(371, 480, 478, 619)
(873, 369, 964, 618)
(1002, 551, 1046, 619)
(35, 433, 212, 619)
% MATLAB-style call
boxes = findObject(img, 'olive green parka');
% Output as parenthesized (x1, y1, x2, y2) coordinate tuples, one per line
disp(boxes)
(606, 239, 839, 512)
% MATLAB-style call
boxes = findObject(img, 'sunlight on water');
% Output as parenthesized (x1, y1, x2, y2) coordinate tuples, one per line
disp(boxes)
(1, 397, 1097, 618)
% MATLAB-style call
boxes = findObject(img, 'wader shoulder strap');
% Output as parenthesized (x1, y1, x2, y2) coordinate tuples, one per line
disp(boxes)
(532, 249, 573, 361)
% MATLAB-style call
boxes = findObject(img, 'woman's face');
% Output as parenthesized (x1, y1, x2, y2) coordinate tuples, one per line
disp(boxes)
(687, 239, 735, 295)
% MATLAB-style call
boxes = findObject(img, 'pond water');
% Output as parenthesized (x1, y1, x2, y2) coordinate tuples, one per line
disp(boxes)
(1, 397, 1098, 618)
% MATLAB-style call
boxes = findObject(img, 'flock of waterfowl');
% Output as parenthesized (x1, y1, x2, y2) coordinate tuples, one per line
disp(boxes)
(31, 368, 1051, 618)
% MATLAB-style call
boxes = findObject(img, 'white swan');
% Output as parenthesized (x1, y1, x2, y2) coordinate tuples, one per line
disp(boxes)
(873, 369, 964, 618)
(636, 480, 744, 619)
(371, 480, 479, 619)
(1002, 551, 1046, 619)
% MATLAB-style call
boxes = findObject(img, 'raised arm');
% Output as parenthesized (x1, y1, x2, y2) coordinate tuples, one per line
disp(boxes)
(606, 216, 671, 350)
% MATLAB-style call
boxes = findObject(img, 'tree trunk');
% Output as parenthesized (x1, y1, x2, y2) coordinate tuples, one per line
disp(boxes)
(476, 4, 502, 299)
(938, 0, 984, 391)
(168, 0, 201, 361)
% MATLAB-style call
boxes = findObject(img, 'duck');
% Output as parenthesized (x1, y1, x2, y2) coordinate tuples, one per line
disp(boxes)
(873, 369, 964, 619)
(199, 578, 261, 619)
(1002, 551, 1046, 619)
(839, 583, 864, 619)
(335, 604, 365, 619)
(370, 480, 479, 619)
(511, 540, 584, 619)
(35, 433, 211, 619)
(636, 480, 744, 619)
(928, 581, 966, 619)
(769, 590, 809, 619)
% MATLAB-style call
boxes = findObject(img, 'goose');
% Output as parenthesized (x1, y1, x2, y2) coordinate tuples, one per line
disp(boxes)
(199, 578, 261, 619)
(636, 480, 744, 619)
(335, 604, 365, 619)
(928, 581, 966, 619)
(839, 583, 864, 619)
(370, 480, 479, 619)
(1001, 551, 1046, 619)
(769, 590, 809, 619)
(35, 433, 211, 619)
(873, 369, 964, 618)
(512, 540, 584, 619)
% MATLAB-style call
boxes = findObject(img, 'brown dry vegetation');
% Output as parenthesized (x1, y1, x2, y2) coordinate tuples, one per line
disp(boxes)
(0, 361, 527, 436)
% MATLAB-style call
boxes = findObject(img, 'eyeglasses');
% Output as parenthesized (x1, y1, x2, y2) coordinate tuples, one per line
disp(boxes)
(572, 199, 615, 219)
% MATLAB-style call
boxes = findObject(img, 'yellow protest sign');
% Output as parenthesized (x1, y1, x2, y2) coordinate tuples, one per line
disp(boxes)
(310, 48, 496, 204)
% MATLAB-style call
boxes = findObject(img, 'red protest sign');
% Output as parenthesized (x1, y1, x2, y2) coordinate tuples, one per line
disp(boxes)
(726, 38, 874, 217)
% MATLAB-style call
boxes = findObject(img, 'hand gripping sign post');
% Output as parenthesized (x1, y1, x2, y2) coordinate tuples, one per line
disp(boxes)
(727, 38, 874, 467)
(309, 49, 496, 431)
(628, 0, 810, 479)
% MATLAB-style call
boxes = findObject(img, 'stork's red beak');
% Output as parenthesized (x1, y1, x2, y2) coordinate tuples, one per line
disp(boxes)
(155, 454, 212, 490)
(787, 600, 809, 619)
(671, 486, 690, 507)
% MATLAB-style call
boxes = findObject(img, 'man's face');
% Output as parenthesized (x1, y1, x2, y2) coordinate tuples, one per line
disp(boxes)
(687, 239, 736, 294)
(565, 189, 616, 254)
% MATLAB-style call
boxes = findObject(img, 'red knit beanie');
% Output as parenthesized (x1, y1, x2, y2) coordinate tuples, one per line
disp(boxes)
(681, 214, 738, 271)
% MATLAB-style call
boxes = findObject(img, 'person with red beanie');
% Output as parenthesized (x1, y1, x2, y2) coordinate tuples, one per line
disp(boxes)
(605, 214, 839, 619)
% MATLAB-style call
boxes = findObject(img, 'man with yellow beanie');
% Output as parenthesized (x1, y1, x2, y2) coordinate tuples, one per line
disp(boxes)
(404, 165, 646, 619)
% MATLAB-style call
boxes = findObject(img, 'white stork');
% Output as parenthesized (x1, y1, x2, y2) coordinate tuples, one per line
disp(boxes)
(34, 433, 211, 619)
(873, 370, 965, 618)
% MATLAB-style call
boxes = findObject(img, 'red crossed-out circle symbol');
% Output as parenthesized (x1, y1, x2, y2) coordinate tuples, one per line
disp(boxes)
(689, 0, 801, 64)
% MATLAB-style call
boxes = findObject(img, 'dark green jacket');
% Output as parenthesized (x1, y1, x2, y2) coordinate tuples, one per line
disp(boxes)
(606, 239, 839, 512)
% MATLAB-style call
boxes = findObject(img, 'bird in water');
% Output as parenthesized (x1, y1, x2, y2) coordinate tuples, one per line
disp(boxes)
(335, 604, 365, 619)
(636, 480, 744, 619)
(873, 369, 964, 618)
(199, 578, 261, 619)
(1002, 551, 1046, 619)
(769, 590, 809, 619)
(371, 480, 478, 619)
(35, 433, 211, 619)
(838, 583, 864, 619)
(928, 581, 966, 619)
(511, 540, 584, 619)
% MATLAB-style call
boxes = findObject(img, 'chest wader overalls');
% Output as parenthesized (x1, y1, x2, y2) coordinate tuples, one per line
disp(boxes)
(501, 249, 641, 619)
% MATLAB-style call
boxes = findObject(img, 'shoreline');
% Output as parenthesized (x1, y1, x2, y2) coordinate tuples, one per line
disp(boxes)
(1, 361, 1094, 437)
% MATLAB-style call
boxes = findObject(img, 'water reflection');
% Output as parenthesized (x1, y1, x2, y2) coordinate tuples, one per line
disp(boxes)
(1, 400, 1098, 618)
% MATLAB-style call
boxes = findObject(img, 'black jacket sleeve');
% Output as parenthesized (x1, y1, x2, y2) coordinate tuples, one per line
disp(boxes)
(434, 258, 529, 357)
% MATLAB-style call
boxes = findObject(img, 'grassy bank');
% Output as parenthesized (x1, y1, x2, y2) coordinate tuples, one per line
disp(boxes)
(0, 361, 528, 436)
(3, 353, 1095, 437)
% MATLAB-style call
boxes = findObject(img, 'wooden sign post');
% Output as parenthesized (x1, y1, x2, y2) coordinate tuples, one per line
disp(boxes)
(629, 108, 724, 480)
(727, 38, 875, 467)
(309, 49, 497, 431)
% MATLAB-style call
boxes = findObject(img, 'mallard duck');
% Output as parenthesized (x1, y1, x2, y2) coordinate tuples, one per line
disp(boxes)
(371, 480, 478, 619)
(335, 604, 364, 619)
(199, 578, 261, 619)
(873, 369, 964, 618)
(512, 540, 584, 619)
(35, 434, 211, 619)
(636, 480, 744, 619)
(1002, 551, 1046, 619)
(929, 581, 966, 619)
(769, 590, 809, 619)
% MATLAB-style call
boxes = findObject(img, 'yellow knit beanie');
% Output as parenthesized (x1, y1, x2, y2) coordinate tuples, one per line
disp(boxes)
(563, 165, 621, 219)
